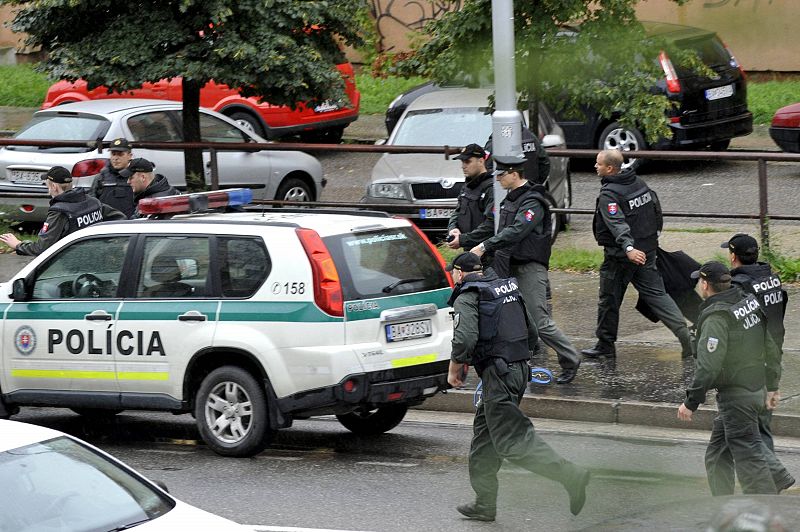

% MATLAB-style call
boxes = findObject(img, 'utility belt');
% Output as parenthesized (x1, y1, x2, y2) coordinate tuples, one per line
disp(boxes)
(474, 357, 522, 378)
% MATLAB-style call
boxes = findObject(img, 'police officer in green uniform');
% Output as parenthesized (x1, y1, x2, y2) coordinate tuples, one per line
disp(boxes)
(677, 261, 788, 495)
(446, 144, 493, 253)
(0, 166, 125, 256)
(583, 149, 694, 359)
(469, 155, 581, 384)
(447, 252, 590, 521)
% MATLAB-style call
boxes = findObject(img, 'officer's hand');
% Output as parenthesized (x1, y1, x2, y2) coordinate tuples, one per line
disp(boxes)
(448, 361, 467, 388)
(446, 235, 461, 249)
(767, 391, 780, 411)
(0, 233, 20, 250)
(626, 248, 646, 265)
(449, 228, 461, 238)
(677, 403, 693, 422)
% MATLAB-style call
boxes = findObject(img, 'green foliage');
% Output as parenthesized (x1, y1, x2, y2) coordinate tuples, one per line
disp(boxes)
(748, 80, 800, 125)
(356, 74, 428, 115)
(548, 247, 604, 273)
(763, 247, 800, 284)
(0, 64, 52, 107)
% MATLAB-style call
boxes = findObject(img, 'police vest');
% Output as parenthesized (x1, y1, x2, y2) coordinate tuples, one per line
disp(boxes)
(49, 195, 105, 233)
(498, 185, 552, 267)
(696, 293, 768, 392)
(732, 272, 786, 348)
(455, 176, 492, 234)
(460, 277, 531, 366)
(593, 177, 660, 251)
(97, 169, 135, 218)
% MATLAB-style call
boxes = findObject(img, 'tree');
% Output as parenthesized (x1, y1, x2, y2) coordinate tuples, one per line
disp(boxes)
(2, 0, 365, 191)
(396, 0, 705, 144)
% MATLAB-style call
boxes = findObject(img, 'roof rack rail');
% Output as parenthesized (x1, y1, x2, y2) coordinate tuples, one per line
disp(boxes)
(241, 206, 392, 218)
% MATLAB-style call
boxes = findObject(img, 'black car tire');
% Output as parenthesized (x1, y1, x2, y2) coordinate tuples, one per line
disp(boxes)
(228, 111, 266, 138)
(336, 404, 409, 435)
(598, 121, 647, 171)
(276, 177, 313, 203)
(195, 366, 273, 457)
(708, 139, 731, 151)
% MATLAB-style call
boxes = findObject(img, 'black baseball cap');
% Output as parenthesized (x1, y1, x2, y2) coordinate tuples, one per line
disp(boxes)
(454, 143, 486, 161)
(446, 252, 483, 273)
(108, 138, 132, 152)
(120, 158, 155, 178)
(691, 261, 732, 283)
(721, 233, 759, 258)
(493, 154, 526, 175)
(42, 166, 72, 184)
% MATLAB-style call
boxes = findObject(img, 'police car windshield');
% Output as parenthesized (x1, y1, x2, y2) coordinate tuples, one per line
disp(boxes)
(324, 227, 449, 300)
(391, 107, 492, 146)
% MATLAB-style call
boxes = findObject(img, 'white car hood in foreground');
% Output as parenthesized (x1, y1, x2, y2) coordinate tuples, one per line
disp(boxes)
(137, 500, 251, 531)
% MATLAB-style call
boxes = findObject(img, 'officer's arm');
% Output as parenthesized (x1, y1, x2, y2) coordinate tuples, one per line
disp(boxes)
(446, 209, 459, 233)
(598, 190, 635, 250)
(15, 212, 67, 256)
(102, 204, 127, 221)
(451, 292, 479, 364)
(684, 314, 728, 411)
(764, 329, 782, 392)
(460, 187, 495, 250)
(88, 174, 102, 198)
(482, 196, 542, 253)
(652, 189, 663, 234)
(537, 140, 550, 182)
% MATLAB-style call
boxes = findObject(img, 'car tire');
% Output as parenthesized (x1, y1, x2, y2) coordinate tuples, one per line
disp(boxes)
(276, 177, 313, 203)
(195, 366, 273, 457)
(336, 404, 409, 435)
(708, 139, 731, 151)
(299, 127, 344, 144)
(70, 408, 123, 419)
(598, 121, 647, 171)
(228, 111, 266, 138)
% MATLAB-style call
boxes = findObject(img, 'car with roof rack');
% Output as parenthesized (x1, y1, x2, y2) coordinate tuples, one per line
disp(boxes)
(0, 189, 454, 457)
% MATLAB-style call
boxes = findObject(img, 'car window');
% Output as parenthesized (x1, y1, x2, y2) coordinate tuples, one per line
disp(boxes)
(31, 236, 130, 299)
(391, 107, 493, 146)
(136, 236, 210, 298)
(324, 227, 449, 300)
(218, 236, 270, 298)
(199, 113, 249, 143)
(126, 111, 181, 142)
(10, 114, 110, 153)
(676, 35, 731, 69)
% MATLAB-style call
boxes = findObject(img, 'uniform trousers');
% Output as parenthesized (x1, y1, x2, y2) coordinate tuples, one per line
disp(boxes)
(468, 359, 583, 508)
(511, 261, 580, 370)
(705, 388, 791, 495)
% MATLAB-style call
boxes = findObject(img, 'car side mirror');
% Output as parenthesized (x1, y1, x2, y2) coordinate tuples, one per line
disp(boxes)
(541, 134, 564, 149)
(374, 139, 387, 146)
(11, 278, 29, 301)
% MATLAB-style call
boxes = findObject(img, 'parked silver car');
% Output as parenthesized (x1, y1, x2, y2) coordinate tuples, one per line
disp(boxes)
(364, 88, 571, 238)
(0, 99, 324, 221)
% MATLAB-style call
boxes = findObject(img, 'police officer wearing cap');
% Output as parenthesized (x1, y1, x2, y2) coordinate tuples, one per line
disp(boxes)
(447, 252, 590, 521)
(468, 154, 581, 385)
(677, 261, 790, 495)
(123, 158, 180, 218)
(583, 148, 694, 359)
(89, 137, 135, 218)
(446, 143, 493, 252)
(0, 166, 125, 256)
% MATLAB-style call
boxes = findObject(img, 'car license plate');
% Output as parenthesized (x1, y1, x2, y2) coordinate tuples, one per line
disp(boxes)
(8, 170, 45, 183)
(314, 100, 340, 113)
(419, 208, 455, 219)
(386, 320, 432, 342)
(705, 84, 734, 101)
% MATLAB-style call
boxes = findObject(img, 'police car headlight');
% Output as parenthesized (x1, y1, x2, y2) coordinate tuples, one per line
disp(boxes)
(366, 183, 411, 200)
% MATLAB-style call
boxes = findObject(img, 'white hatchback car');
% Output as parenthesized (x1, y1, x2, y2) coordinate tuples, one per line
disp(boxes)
(0, 419, 249, 531)
(0, 99, 324, 222)
(0, 190, 454, 457)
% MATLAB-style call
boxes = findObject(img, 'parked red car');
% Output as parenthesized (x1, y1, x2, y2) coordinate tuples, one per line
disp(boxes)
(41, 63, 360, 143)
(769, 102, 800, 153)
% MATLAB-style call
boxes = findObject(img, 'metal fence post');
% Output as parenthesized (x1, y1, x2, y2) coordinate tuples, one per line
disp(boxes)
(209, 148, 220, 191)
(758, 157, 769, 250)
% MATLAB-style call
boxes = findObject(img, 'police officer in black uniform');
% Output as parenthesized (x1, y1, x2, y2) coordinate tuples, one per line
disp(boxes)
(485, 123, 550, 185)
(677, 261, 789, 495)
(446, 143, 493, 253)
(583, 149, 694, 358)
(0, 166, 125, 256)
(447, 252, 590, 522)
(89, 137, 135, 218)
(123, 158, 181, 218)
(468, 155, 581, 384)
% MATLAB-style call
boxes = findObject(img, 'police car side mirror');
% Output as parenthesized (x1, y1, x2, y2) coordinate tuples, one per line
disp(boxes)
(11, 278, 30, 302)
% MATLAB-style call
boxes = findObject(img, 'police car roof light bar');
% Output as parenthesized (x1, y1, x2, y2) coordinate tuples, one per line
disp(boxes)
(137, 188, 253, 215)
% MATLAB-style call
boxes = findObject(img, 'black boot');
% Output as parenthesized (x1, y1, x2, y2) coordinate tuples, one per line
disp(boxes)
(456, 502, 496, 522)
(580, 344, 615, 358)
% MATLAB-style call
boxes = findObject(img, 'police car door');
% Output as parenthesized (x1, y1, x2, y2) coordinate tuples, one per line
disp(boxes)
(115, 235, 217, 403)
(3, 235, 130, 401)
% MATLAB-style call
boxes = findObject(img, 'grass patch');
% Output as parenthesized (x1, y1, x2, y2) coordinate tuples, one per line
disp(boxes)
(0, 65, 50, 108)
(355, 74, 428, 115)
(747, 80, 800, 125)
(549, 247, 604, 272)
(763, 248, 800, 284)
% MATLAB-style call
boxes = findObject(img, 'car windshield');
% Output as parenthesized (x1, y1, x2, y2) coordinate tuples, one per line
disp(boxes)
(325, 227, 449, 300)
(675, 35, 731, 69)
(10, 114, 110, 153)
(0, 436, 174, 532)
(391, 107, 492, 146)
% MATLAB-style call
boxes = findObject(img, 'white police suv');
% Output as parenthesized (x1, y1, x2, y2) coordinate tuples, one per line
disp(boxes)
(0, 190, 454, 457)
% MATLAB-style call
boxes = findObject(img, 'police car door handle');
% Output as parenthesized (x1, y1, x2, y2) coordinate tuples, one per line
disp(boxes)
(178, 311, 207, 322)
(85, 310, 113, 321)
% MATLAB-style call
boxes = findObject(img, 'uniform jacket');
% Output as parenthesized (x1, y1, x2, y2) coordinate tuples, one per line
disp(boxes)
(485, 126, 550, 184)
(132, 174, 181, 218)
(89, 163, 135, 218)
(731, 262, 787, 349)
(447, 171, 493, 250)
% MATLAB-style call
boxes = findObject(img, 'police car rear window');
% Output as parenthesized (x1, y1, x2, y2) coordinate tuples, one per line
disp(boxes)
(324, 227, 449, 301)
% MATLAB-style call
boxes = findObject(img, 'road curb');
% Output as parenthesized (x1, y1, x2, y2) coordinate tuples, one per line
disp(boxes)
(415, 390, 800, 438)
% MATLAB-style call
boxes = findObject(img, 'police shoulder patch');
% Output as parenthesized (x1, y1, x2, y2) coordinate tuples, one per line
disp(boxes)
(707, 337, 719, 353)
(524, 209, 535, 222)
(607, 202, 618, 215)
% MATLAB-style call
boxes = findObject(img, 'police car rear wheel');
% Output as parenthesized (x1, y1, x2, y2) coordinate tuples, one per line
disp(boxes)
(336, 404, 408, 435)
(195, 366, 272, 457)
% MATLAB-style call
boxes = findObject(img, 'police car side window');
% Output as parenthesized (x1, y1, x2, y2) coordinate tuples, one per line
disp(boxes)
(136, 236, 210, 298)
(31, 236, 130, 299)
(219, 237, 270, 298)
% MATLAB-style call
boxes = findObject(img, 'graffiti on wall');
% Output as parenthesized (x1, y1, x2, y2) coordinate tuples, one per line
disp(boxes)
(703, 0, 773, 8)
(370, 0, 463, 52)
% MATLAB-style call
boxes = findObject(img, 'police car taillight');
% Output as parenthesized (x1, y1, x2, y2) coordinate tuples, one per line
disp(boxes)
(659, 51, 681, 94)
(405, 219, 454, 288)
(137, 188, 253, 215)
(297, 228, 344, 317)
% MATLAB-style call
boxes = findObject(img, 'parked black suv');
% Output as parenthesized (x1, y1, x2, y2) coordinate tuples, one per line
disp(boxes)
(386, 22, 752, 169)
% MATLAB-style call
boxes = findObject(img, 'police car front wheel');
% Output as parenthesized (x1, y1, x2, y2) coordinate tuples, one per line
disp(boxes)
(336, 404, 409, 435)
(195, 366, 274, 457)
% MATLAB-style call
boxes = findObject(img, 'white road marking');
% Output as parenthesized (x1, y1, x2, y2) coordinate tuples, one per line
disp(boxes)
(355, 460, 418, 467)
(249, 527, 375, 532)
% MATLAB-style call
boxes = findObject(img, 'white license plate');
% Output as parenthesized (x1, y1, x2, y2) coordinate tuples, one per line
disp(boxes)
(419, 208, 455, 219)
(9, 170, 45, 183)
(705, 84, 734, 101)
(314, 100, 340, 113)
(386, 319, 432, 342)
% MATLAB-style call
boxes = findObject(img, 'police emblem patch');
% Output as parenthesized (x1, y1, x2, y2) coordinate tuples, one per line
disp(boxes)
(40, 222, 49, 235)
(524, 209, 535, 222)
(607, 202, 618, 215)
(453, 312, 460, 329)
(14, 325, 36, 355)
(707, 337, 719, 353)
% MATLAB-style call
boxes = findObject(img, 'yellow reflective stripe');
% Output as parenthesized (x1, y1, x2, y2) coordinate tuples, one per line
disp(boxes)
(11, 369, 168, 381)
(390, 354, 438, 368)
